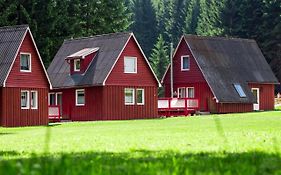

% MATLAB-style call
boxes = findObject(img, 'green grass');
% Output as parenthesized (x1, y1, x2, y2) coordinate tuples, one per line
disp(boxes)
(0, 111, 281, 174)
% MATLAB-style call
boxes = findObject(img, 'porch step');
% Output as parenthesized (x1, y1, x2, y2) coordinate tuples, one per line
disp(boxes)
(196, 111, 211, 115)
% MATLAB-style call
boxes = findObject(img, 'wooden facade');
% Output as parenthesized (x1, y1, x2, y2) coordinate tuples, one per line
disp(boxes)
(0, 26, 50, 127)
(163, 36, 277, 113)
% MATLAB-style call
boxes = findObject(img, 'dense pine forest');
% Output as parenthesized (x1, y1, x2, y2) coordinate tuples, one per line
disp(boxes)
(0, 0, 280, 83)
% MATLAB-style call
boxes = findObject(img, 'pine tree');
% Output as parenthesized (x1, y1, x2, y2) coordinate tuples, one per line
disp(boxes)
(184, 0, 200, 34)
(131, 0, 157, 57)
(171, 0, 187, 44)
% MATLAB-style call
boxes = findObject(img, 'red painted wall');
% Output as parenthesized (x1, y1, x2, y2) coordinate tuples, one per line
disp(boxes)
(1, 87, 48, 127)
(105, 37, 158, 86)
(6, 32, 49, 88)
(70, 52, 97, 75)
(249, 83, 275, 110)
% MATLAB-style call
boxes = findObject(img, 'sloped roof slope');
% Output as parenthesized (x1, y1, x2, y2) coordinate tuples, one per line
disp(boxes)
(184, 35, 278, 103)
(48, 32, 132, 88)
(0, 25, 28, 86)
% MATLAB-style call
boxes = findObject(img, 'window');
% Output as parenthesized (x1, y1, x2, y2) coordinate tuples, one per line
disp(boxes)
(125, 88, 135, 105)
(48, 93, 56, 105)
(76, 89, 85, 106)
(20, 53, 31, 72)
(31, 91, 38, 109)
(234, 84, 246, 98)
(136, 89, 144, 105)
(74, 59, 81, 71)
(21, 90, 29, 109)
(178, 88, 186, 98)
(187, 87, 195, 98)
(181, 56, 190, 71)
(124, 57, 137, 73)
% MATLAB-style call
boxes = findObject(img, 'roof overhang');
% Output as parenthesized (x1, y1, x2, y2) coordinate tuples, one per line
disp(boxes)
(66, 47, 99, 60)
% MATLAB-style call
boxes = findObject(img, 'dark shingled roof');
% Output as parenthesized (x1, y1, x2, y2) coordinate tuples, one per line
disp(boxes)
(0, 25, 28, 86)
(48, 32, 132, 88)
(183, 35, 279, 103)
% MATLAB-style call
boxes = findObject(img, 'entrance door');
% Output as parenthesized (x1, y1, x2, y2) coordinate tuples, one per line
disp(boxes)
(251, 88, 260, 110)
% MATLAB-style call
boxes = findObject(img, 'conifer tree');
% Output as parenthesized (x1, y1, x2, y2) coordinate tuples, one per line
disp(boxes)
(184, 0, 200, 34)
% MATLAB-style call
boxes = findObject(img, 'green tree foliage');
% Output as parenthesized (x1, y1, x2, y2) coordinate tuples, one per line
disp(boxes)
(131, 0, 157, 57)
(184, 0, 200, 34)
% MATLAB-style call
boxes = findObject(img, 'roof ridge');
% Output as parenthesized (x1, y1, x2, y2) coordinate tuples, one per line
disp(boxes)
(184, 34, 256, 42)
(0, 24, 29, 30)
(64, 31, 132, 42)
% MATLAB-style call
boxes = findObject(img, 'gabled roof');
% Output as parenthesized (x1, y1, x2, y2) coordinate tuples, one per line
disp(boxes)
(163, 35, 278, 103)
(0, 25, 51, 88)
(48, 32, 160, 88)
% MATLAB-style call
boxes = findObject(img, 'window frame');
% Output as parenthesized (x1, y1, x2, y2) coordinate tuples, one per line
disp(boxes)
(233, 84, 247, 98)
(177, 87, 186, 98)
(30, 91, 38, 109)
(124, 88, 135, 105)
(21, 90, 30, 109)
(186, 87, 195, 98)
(136, 89, 145, 105)
(48, 93, 56, 105)
(20, 52, 32, 72)
(75, 89, 85, 106)
(181, 55, 190, 71)
(74, 59, 81, 72)
(124, 56, 137, 74)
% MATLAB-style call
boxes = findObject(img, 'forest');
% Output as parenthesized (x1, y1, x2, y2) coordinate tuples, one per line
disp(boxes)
(0, 0, 280, 83)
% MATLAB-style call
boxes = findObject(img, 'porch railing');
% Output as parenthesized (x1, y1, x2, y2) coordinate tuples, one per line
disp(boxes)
(48, 105, 61, 122)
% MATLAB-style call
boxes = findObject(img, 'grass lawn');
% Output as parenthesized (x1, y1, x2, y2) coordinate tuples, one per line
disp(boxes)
(0, 111, 281, 174)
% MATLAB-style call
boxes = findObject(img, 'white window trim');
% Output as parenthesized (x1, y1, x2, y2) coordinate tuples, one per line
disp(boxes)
(20, 52, 32, 72)
(125, 88, 135, 105)
(48, 93, 55, 105)
(177, 87, 186, 98)
(21, 90, 30, 109)
(181, 55, 190, 71)
(55, 92, 62, 105)
(124, 56, 137, 74)
(136, 89, 145, 105)
(75, 89, 85, 106)
(31, 91, 38, 109)
(186, 87, 195, 98)
(74, 59, 81, 72)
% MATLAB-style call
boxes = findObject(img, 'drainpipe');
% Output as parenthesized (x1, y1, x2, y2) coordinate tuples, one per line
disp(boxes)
(170, 42, 174, 98)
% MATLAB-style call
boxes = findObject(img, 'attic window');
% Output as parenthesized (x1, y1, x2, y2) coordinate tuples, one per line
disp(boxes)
(20, 53, 31, 72)
(181, 55, 190, 71)
(74, 59, 81, 71)
(234, 84, 246, 98)
(124, 57, 137, 73)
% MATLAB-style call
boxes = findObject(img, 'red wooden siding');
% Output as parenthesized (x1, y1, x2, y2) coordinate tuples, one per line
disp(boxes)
(102, 86, 158, 120)
(216, 103, 253, 113)
(70, 52, 97, 75)
(0, 87, 48, 127)
(249, 83, 275, 110)
(105, 37, 157, 86)
(6, 32, 49, 88)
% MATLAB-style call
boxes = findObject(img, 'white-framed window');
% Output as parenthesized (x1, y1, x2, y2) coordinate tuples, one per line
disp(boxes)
(124, 57, 137, 73)
(181, 55, 190, 71)
(75, 89, 85, 106)
(31, 91, 38, 109)
(178, 87, 186, 98)
(234, 84, 246, 98)
(125, 88, 135, 105)
(21, 90, 30, 109)
(74, 59, 81, 72)
(187, 87, 195, 98)
(136, 89, 144, 105)
(48, 93, 56, 105)
(20, 53, 31, 72)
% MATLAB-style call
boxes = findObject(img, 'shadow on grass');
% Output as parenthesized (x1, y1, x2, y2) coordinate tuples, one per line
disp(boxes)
(0, 132, 13, 136)
(0, 150, 280, 175)
(0, 151, 21, 157)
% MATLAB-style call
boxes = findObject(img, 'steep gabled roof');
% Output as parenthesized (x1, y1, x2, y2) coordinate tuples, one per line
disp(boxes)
(163, 35, 278, 103)
(0, 25, 51, 88)
(48, 32, 160, 88)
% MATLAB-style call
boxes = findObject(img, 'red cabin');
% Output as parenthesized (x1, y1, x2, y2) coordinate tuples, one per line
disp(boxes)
(0, 25, 52, 127)
(47, 32, 160, 121)
(162, 35, 279, 113)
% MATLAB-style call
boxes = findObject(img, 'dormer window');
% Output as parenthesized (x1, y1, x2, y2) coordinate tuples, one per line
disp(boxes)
(181, 55, 190, 71)
(74, 59, 81, 72)
(20, 53, 31, 72)
(124, 57, 137, 73)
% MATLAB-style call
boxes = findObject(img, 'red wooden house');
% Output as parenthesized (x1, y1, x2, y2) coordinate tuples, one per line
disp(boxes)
(162, 35, 278, 113)
(47, 32, 160, 121)
(0, 25, 51, 127)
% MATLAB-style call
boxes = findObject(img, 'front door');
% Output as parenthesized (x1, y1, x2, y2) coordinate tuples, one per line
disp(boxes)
(252, 88, 260, 110)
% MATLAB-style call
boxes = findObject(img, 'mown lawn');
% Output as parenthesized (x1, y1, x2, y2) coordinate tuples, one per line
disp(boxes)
(0, 111, 281, 174)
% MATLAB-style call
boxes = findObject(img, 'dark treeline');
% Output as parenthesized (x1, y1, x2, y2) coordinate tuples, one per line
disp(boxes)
(0, 0, 280, 83)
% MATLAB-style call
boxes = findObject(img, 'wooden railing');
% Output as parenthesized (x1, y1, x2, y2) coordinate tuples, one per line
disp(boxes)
(158, 98, 199, 116)
(48, 105, 61, 122)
